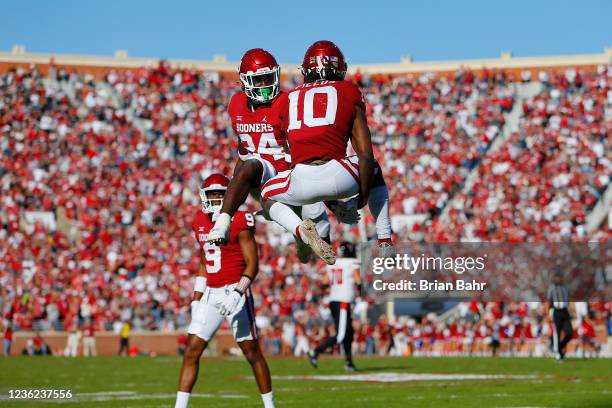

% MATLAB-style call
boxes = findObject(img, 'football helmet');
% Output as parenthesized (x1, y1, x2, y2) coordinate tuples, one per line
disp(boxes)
(239, 48, 280, 103)
(301, 40, 347, 83)
(200, 173, 229, 214)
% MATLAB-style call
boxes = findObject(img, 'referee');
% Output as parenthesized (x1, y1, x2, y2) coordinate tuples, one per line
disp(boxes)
(546, 272, 573, 361)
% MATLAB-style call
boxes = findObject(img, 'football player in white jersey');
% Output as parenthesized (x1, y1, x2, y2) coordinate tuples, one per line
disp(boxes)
(307, 241, 361, 372)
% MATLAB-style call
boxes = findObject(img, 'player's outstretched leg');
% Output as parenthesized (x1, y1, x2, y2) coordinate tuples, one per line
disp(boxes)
(238, 340, 275, 408)
(341, 314, 356, 372)
(369, 162, 394, 256)
(209, 160, 263, 244)
(260, 157, 364, 265)
(308, 335, 336, 368)
(263, 199, 335, 265)
(175, 335, 208, 408)
(298, 203, 331, 263)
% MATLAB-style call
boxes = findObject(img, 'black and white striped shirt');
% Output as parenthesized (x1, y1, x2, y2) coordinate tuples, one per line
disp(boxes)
(546, 283, 569, 309)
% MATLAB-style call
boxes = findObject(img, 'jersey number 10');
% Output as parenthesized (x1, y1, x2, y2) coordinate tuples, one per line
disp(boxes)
(288, 86, 338, 130)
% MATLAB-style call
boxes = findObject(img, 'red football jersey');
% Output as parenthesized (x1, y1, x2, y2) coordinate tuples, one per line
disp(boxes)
(285, 80, 365, 165)
(228, 91, 290, 172)
(192, 210, 256, 287)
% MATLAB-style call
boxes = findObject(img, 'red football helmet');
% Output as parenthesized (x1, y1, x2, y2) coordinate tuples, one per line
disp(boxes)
(239, 48, 280, 103)
(200, 173, 230, 214)
(301, 40, 347, 82)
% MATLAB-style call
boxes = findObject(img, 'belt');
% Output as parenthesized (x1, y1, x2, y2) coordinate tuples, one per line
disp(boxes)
(294, 159, 329, 167)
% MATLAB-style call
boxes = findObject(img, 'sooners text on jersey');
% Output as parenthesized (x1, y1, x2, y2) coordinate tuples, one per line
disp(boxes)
(286, 80, 365, 165)
(192, 210, 256, 287)
(228, 91, 290, 173)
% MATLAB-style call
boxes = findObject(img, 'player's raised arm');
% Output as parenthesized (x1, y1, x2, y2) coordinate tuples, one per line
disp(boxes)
(351, 105, 375, 208)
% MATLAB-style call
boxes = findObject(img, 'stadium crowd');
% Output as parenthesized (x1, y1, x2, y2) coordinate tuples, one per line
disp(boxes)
(0, 62, 609, 356)
(436, 67, 611, 242)
(358, 68, 514, 218)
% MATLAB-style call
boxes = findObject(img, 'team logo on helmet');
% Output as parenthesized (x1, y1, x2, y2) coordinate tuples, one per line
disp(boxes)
(301, 40, 347, 82)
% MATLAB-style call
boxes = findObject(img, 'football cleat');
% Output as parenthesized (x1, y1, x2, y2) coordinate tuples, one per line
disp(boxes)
(344, 363, 357, 373)
(307, 350, 318, 369)
(298, 219, 336, 265)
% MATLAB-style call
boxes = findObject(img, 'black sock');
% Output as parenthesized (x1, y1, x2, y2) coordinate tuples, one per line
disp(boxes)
(343, 340, 353, 365)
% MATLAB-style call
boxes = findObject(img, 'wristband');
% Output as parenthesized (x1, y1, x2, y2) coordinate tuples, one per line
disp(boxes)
(194, 276, 207, 293)
(234, 275, 252, 295)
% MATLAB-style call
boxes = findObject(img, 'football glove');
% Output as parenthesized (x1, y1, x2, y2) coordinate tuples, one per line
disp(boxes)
(218, 290, 242, 316)
(332, 198, 361, 224)
(207, 214, 231, 245)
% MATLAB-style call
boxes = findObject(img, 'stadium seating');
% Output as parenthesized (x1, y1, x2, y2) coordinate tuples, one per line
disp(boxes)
(435, 69, 611, 241)
(0, 63, 609, 356)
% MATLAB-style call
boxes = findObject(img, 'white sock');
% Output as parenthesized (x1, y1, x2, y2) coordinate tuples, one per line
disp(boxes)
(315, 216, 330, 241)
(368, 185, 391, 240)
(214, 212, 231, 229)
(269, 202, 303, 239)
(175, 391, 190, 408)
(301, 203, 330, 240)
(261, 391, 275, 408)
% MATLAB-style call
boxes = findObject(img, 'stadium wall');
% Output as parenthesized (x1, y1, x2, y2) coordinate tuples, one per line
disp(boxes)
(0, 45, 610, 78)
(9, 331, 237, 357)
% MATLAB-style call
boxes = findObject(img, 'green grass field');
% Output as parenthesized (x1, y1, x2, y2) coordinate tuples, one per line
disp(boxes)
(0, 356, 610, 407)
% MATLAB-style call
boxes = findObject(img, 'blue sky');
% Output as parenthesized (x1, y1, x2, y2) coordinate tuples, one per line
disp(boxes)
(1, 0, 610, 64)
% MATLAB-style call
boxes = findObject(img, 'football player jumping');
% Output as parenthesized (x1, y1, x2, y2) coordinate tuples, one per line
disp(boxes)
(175, 174, 275, 408)
(207, 48, 331, 263)
(259, 40, 392, 264)
(210, 43, 393, 264)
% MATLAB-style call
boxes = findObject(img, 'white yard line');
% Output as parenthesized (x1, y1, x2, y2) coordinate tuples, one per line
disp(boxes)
(273, 372, 538, 383)
(77, 392, 247, 401)
(17, 390, 249, 403)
